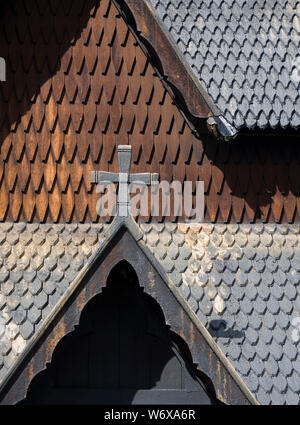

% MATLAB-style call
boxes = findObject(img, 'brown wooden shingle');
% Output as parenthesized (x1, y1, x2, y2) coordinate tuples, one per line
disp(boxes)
(0, 0, 299, 223)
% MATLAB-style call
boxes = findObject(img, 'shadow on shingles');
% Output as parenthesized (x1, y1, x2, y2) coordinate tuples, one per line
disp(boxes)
(208, 320, 245, 339)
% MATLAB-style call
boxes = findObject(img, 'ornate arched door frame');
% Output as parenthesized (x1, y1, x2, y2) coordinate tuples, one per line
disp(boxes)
(20, 260, 221, 405)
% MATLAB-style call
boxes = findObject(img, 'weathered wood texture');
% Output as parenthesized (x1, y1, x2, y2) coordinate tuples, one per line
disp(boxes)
(0, 230, 251, 405)
(0, 0, 299, 223)
(20, 262, 217, 404)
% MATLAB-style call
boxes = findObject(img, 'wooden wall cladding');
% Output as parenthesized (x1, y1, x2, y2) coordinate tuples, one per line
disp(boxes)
(0, 230, 251, 405)
(0, 0, 299, 224)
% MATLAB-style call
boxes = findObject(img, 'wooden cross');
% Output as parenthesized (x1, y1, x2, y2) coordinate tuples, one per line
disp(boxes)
(91, 145, 159, 217)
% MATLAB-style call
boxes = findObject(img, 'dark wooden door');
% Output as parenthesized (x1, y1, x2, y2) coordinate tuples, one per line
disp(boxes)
(21, 265, 216, 405)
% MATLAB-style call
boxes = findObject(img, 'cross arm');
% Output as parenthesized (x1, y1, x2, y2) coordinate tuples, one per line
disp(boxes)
(90, 171, 120, 184)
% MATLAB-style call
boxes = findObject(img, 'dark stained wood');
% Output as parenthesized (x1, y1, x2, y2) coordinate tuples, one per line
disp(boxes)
(118, 0, 213, 119)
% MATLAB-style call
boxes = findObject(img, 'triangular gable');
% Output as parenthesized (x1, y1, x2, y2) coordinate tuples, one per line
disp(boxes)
(0, 0, 233, 226)
(0, 216, 258, 405)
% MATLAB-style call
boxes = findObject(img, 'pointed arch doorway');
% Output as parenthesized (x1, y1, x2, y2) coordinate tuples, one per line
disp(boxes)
(20, 260, 220, 405)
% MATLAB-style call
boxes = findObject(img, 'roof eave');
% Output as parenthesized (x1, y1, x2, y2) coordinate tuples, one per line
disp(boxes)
(113, 0, 238, 141)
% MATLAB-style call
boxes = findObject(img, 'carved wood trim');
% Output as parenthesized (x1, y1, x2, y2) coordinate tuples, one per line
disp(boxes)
(0, 224, 256, 405)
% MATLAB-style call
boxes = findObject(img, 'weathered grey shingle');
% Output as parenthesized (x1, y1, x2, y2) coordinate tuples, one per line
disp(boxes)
(147, 0, 300, 130)
(0, 223, 104, 383)
(143, 222, 300, 405)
